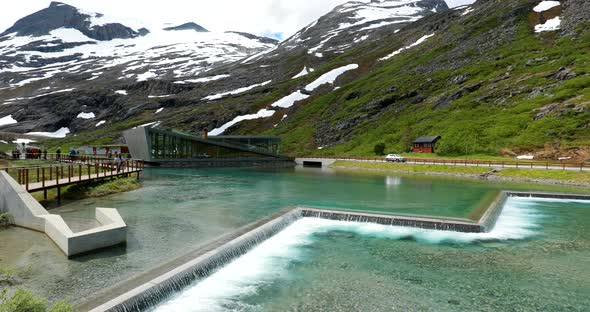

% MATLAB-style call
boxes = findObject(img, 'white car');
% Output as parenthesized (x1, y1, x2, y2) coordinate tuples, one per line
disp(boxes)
(385, 154, 406, 162)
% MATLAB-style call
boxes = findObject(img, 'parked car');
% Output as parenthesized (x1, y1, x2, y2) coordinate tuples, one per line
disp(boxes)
(385, 154, 406, 162)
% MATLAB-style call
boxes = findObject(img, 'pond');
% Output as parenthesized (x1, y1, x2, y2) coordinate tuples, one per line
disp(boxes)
(0, 166, 587, 306)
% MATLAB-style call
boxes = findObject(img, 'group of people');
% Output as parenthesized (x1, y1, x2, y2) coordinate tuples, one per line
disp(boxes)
(11, 147, 48, 160)
(10, 145, 126, 172)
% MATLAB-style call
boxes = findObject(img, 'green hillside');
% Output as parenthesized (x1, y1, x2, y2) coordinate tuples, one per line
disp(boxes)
(261, 1, 590, 158)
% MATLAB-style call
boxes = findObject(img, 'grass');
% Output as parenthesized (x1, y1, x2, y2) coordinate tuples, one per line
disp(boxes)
(32, 176, 141, 207)
(1, 264, 73, 312)
(259, 6, 590, 157)
(331, 160, 491, 175)
(496, 168, 590, 184)
(4, 160, 60, 167)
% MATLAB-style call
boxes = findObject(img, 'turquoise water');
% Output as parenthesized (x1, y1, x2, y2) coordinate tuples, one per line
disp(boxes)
(0, 167, 588, 305)
(154, 197, 590, 312)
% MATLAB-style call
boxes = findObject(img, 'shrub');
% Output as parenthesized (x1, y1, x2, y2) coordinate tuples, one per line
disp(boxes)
(48, 301, 73, 312)
(0, 288, 46, 312)
(374, 143, 386, 155)
(0, 213, 11, 229)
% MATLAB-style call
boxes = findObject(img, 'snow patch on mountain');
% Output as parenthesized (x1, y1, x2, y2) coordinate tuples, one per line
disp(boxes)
(27, 127, 70, 138)
(176, 74, 230, 84)
(380, 33, 435, 61)
(210, 109, 275, 136)
(305, 64, 358, 91)
(203, 80, 272, 101)
(292, 67, 314, 79)
(535, 16, 561, 32)
(533, 1, 561, 12)
(77, 112, 96, 119)
(0, 115, 18, 127)
(271, 91, 310, 108)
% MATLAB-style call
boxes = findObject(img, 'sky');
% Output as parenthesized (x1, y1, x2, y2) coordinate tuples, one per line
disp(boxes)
(1, 0, 475, 40)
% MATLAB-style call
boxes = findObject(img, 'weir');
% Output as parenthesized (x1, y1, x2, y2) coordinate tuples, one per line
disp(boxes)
(84, 191, 587, 312)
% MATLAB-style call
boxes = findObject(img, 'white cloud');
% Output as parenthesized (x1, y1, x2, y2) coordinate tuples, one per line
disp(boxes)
(0, 1, 475, 40)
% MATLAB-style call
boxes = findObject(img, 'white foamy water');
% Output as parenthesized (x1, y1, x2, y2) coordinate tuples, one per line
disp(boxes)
(153, 197, 553, 311)
(153, 220, 316, 312)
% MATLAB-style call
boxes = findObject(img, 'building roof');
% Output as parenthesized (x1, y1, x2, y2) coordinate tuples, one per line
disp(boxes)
(413, 136, 441, 144)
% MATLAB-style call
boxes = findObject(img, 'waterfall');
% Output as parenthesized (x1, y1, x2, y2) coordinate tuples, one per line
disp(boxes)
(105, 209, 303, 312)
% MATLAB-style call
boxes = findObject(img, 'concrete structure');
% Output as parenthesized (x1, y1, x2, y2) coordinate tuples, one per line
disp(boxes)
(124, 127, 292, 168)
(0, 171, 127, 257)
(81, 191, 521, 311)
(81, 191, 590, 311)
(294, 157, 337, 167)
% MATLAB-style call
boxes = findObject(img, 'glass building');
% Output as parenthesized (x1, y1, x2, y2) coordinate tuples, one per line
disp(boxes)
(123, 127, 283, 163)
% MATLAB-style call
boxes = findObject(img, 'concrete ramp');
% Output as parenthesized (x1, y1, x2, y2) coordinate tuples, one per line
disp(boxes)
(0, 171, 127, 257)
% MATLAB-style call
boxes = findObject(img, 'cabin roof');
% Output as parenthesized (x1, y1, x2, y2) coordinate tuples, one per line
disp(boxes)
(413, 136, 441, 144)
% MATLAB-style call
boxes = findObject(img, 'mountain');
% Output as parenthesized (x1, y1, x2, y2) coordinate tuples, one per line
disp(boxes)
(164, 22, 209, 32)
(1, 0, 589, 160)
(1, 1, 146, 40)
(0, 2, 277, 105)
(225, 32, 279, 45)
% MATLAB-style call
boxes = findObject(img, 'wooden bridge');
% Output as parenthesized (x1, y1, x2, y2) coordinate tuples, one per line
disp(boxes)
(1, 156, 144, 201)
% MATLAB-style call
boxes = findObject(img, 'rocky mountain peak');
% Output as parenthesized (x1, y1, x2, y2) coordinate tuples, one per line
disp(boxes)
(276, 0, 448, 58)
(225, 31, 279, 45)
(163, 22, 209, 32)
(1, 2, 145, 41)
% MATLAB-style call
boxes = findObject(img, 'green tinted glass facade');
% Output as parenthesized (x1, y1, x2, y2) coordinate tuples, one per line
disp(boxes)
(147, 128, 280, 160)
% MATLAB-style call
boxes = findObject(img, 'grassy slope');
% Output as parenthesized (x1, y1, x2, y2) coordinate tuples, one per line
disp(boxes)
(496, 168, 590, 183)
(331, 160, 491, 175)
(332, 160, 590, 184)
(265, 4, 590, 156)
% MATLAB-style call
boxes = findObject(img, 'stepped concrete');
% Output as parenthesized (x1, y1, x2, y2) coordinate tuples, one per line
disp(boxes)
(0, 171, 127, 257)
(81, 191, 589, 311)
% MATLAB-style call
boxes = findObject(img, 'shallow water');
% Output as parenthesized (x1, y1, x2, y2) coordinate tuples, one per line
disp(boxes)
(0, 166, 587, 304)
(154, 197, 590, 312)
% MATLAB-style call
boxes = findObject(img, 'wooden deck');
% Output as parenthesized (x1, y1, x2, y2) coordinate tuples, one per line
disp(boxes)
(2, 158, 144, 197)
(26, 166, 143, 192)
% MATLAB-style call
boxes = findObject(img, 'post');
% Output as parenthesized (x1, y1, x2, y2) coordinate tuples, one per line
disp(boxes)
(25, 169, 29, 191)
(79, 164, 82, 181)
(42, 167, 46, 200)
(57, 186, 61, 205)
(68, 165, 71, 183)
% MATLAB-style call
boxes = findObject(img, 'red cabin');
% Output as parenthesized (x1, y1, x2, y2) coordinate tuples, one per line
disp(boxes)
(412, 136, 441, 153)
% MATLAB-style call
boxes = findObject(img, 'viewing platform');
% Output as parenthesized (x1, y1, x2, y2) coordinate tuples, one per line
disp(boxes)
(2, 156, 144, 200)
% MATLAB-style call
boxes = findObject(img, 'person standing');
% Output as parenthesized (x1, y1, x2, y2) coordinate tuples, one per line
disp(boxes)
(115, 153, 122, 173)
(56, 147, 61, 161)
(43, 149, 47, 160)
